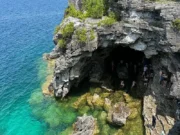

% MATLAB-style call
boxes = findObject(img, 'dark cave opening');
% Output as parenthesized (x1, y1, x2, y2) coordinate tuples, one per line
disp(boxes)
(68, 46, 153, 99)
(105, 46, 145, 73)
(102, 46, 151, 98)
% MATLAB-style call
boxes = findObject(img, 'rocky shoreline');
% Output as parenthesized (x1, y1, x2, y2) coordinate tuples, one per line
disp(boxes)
(44, 0, 180, 134)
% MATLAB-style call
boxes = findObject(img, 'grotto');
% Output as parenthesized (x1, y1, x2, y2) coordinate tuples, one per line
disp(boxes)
(102, 46, 147, 94)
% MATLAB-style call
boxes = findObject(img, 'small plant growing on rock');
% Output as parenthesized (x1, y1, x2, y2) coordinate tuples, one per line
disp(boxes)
(76, 28, 87, 43)
(98, 12, 117, 27)
(83, 0, 105, 18)
(56, 22, 74, 48)
(172, 19, 180, 31)
(98, 16, 116, 26)
(66, 0, 110, 19)
(58, 39, 66, 48)
(65, 4, 87, 19)
(90, 29, 95, 41)
(62, 22, 75, 38)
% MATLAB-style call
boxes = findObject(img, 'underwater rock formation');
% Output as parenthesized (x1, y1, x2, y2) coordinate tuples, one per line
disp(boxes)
(70, 87, 144, 134)
(72, 115, 98, 135)
(45, 0, 180, 134)
(107, 102, 130, 126)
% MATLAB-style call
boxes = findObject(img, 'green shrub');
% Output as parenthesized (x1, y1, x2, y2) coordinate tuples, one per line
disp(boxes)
(108, 11, 116, 19)
(62, 22, 75, 38)
(98, 16, 116, 26)
(76, 28, 87, 43)
(83, 0, 105, 18)
(172, 19, 180, 31)
(90, 29, 95, 41)
(55, 22, 74, 48)
(66, 0, 109, 19)
(58, 39, 66, 48)
(65, 4, 87, 19)
(54, 25, 61, 34)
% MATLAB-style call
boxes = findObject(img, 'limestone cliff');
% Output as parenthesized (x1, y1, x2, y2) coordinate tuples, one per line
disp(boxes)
(45, 0, 180, 134)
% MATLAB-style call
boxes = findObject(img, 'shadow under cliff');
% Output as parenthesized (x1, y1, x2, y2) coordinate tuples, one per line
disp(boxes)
(68, 46, 148, 100)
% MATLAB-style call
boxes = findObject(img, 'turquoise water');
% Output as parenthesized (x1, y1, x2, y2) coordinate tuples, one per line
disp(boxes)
(0, 0, 69, 134)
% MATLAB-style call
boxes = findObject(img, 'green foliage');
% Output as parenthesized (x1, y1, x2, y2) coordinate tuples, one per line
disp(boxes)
(54, 25, 61, 34)
(62, 22, 74, 38)
(58, 39, 66, 48)
(98, 16, 116, 26)
(76, 28, 87, 43)
(83, 0, 105, 18)
(55, 22, 74, 48)
(65, 4, 87, 19)
(66, 0, 110, 19)
(90, 29, 95, 41)
(172, 19, 180, 31)
(97, 11, 117, 26)
(108, 11, 116, 19)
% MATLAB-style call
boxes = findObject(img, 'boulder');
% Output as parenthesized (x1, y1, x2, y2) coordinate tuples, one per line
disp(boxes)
(107, 102, 130, 126)
(72, 115, 98, 135)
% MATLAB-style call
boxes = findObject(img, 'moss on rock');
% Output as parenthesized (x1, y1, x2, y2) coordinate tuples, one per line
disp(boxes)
(73, 93, 89, 109)
(123, 93, 133, 103)
(110, 91, 124, 104)
(114, 129, 124, 135)
(128, 108, 139, 120)
(101, 125, 111, 135)
(127, 100, 141, 108)
(172, 18, 180, 31)
(100, 92, 111, 98)
(94, 87, 102, 94)
(92, 94, 104, 110)
(103, 98, 112, 112)
(87, 95, 94, 108)
(78, 105, 91, 115)
(98, 111, 107, 124)
(38, 86, 144, 135)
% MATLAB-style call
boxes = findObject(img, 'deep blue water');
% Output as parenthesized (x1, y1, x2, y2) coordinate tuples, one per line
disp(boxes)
(0, 0, 68, 134)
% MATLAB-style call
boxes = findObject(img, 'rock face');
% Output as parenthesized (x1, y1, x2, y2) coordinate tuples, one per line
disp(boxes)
(46, 0, 180, 134)
(47, 0, 180, 99)
(69, 0, 82, 10)
(72, 115, 97, 135)
(168, 121, 180, 135)
(107, 102, 131, 126)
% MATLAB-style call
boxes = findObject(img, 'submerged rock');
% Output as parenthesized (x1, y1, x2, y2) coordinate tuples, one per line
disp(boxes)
(72, 115, 98, 135)
(107, 102, 131, 126)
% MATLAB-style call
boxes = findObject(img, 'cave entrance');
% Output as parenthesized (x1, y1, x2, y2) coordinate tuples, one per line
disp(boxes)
(105, 46, 145, 73)
(103, 46, 150, 98)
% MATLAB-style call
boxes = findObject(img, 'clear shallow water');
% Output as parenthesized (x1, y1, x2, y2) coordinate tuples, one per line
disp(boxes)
(0, 0, 68, 134)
